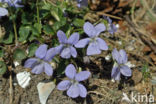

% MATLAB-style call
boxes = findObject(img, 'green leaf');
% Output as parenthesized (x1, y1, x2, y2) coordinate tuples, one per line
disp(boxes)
(53, 17, 66, 31)
(51, 9, 60, 21)
(28, 43, 38, 57)
(43, 25, 54, 35)
(56, 59, 67, 76)
(19, 26, 31, 42)
(29, 35, 36, 42)
(0, 61, 7, 75)
(42, 3, 52, 10)
(21, 12, 34, 25)
(31, 23, 42, 36)
(53, 22, 61, 31)
(3, 32, 13, 44)
(0, 47, 4, 57)
(40, 9, 50, 19)
(13, 48, 26, 61)
(73, 18, 85, 27)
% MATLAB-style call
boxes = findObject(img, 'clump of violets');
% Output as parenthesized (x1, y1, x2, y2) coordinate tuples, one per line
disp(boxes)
(75, 22, 108, 55)
(57, 64, 91, 98)
(24, 44, 57, 76)
(111, 48, 132, 80)
(77, 0, 88, 8)
(0, 7, 8, 17)
(55, 30, 79, 59)
(1, 0, 23, 7)
(103, 16, 117, 35)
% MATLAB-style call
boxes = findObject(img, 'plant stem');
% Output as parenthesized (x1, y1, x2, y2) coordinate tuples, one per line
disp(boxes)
(36, 0, 40, 24)
(9, 71, 13, 104)
(43, 0, 47, 4)
(13, 20, 18, 45)
(9, 8, 18, 45)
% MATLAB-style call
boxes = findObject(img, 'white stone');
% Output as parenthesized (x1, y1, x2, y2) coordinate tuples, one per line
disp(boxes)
(111, 79, 115, 82)
(37, 81, 55, 104)
(105, 55, 111, 61)
(116, 24, 119, 29)
(50, 62, 57, 69)
(16, 71, 31, 88)
(26, 48, 29, 54)
(14, 61, 20, 67)
(117, 41, 122, 45)
(125, 61, 135, 68)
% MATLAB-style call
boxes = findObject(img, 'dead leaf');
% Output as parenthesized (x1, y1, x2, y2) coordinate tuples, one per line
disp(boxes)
(150, 52, 156, 62)
(143, 46, 151, 52)
(131, 69, 142, 85)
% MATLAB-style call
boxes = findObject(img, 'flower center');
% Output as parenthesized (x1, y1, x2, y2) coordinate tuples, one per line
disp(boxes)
(64, 43, 71, 47)
(70, 79, 78, 85)
(90, 37, 97, 43)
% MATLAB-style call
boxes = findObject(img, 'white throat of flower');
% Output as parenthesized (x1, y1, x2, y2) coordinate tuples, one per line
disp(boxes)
(70, 79, 79, 85)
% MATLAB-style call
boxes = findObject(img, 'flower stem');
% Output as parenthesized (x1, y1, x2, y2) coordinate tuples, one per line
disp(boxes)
(13, 20, 18, 45)
(43, 0, 47, 4)
(9, 8, 18, 45)
(36, 0, 40, 24)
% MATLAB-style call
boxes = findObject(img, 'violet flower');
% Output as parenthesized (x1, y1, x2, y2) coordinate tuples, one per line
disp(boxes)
(108, 23, 117, 35)
(103, 16, 112, 24)
(103, 16, 117, 35)
(111, 48, 132, 80)
(1, 0, 23, 7)
(55, 30, 79, 59)
(57, 64, 91, 98)
(75, 22, 108, 55)
(24, 44, 57, 76)
(77, 0, 88, 8)
(0, 7, 8, 17)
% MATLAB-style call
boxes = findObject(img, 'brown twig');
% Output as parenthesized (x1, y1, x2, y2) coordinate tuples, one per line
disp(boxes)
(125, 15, 156, 54)
(9, 66, 13, 104)
(96, 11, 122, 20)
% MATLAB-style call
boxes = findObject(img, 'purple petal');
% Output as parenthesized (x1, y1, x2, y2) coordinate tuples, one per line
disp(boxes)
(68, 33, 79, 45)
(24, 58, 38, 68)
(31, 63, 44, 74)
(35, 44, 48, 59)
(57, 30, 67, 44)
(120, 65, 132, 77)
(108, 24, 117, 35)
(70, 46, 77, 58)
(67, 84, 79, 98)
(75, 71, 91, 81)
(0, 7, 8, 17)
(65, 64, 76, 79)
(77, 0, 88, 8)
(75, 38, 90, 48)
(112, 48, 122, 64)
(55, 44, 64, 54)
(87, 42, 101, 55)
(78, 84, 87, 98)
(103, 16, 112, 24)
(119, 49, 127, 63)
(4, 0, 23, 7)
(61, 47, 71, 59)
(111, 66, 120, 80)
(44, 48, 56, 61)
(95, 23, 106, 36)
(44, 62, 53, 76)
(83, 22, 96, 37)
(96, 38, 108, 50)
(57, 80, 71, 91)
